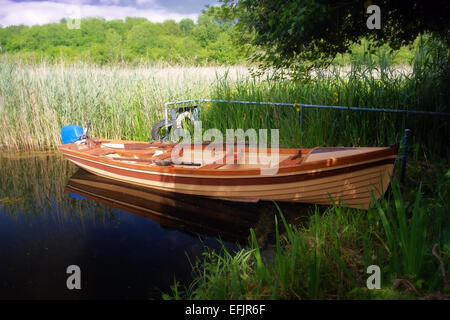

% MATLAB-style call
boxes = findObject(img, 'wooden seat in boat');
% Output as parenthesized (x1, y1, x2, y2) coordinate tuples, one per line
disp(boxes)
(199, 149, 241, 170)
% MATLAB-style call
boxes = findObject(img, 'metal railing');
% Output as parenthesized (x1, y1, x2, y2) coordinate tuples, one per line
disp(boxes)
(164, 99, 450, 135)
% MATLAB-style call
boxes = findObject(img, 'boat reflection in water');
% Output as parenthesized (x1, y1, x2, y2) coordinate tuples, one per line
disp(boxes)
(65, 169, 264, 243)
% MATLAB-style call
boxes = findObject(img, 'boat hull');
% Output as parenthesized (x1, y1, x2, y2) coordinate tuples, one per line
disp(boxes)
(60, 143, 397, 210)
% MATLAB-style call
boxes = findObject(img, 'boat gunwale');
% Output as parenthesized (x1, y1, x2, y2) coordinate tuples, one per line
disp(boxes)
(58, 140, 399, 177)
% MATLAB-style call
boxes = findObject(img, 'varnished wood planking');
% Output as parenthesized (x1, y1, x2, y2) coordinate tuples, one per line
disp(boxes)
(68, 157, 393, 209)
(59, 139, 398, 209)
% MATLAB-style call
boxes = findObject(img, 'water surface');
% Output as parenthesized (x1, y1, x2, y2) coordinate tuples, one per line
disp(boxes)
(0, 152, 287, 299)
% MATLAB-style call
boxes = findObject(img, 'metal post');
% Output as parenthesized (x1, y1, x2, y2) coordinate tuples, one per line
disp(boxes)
(171, 108, 178, 143)
(400, 129, 410, 183)
(164, 103, 169, 141)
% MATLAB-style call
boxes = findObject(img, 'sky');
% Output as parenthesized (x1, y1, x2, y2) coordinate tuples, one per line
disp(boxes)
(0, 0, 219, 26)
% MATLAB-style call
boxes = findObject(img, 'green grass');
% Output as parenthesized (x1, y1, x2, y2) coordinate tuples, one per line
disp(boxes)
(165, 165, 450, 300)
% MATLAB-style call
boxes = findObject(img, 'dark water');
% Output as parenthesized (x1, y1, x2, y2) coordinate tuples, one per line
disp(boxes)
(0, 152, 302, 300)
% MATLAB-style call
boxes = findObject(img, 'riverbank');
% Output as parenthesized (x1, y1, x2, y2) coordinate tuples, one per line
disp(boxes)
(164, 161, 450, 300)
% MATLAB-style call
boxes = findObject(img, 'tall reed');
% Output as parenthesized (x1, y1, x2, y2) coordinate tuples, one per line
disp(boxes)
(1, 36, 448, 154)
(0, 60, 249, 149)
(202, 36, 449, 153)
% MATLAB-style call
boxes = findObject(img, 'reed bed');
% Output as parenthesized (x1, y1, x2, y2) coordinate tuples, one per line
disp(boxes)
(1, 36, 448, 154)
(201, 38, 449, 153)
(0, 60, 250, 149)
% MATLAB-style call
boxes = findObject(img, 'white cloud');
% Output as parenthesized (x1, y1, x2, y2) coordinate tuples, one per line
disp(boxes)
(0, 0, 199, 26)
(135, 0, 158, 5)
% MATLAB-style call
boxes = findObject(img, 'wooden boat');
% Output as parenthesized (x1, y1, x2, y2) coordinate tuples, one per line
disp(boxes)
(58, 139, 399, 210)
(65, 169, 262, 242)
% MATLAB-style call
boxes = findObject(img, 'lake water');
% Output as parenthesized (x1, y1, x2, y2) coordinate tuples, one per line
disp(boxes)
(0, 151, 305, 299)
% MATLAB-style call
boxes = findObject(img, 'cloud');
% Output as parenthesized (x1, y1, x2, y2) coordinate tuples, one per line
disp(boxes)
(0, 0, 200, 26)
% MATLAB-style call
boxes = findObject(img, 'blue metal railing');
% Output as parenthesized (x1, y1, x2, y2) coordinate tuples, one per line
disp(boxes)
(164, 99, 450, 138)
(164, 99, 450, 116)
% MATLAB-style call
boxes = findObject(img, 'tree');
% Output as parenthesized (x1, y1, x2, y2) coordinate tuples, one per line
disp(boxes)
(0, 12, 247, 65)
(105, 29, 123, 62)
(161, 20, 181, 36)
(179, 19, 194, 34)
(126, 22, 161, 55)
(225, 0, 450, 77)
